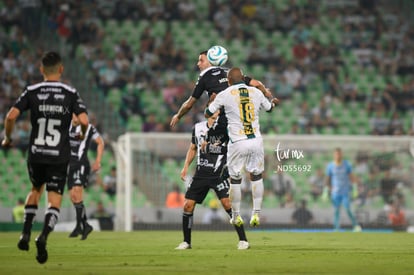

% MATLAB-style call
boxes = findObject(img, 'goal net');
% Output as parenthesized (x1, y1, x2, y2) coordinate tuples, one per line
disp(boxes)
(114, 133, 414, 231)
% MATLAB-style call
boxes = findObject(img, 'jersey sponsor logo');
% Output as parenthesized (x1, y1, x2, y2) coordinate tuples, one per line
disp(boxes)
(31, 145, 59, 156)
(41, 87, 62, 93)
(54, 94, 65, 100)
(199, 158, 215, 168)
(219, 77, 228, 83)
(37, 94, 50, 100)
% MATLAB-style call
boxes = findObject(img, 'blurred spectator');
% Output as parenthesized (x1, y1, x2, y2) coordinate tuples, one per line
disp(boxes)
(369, 106, 390, 135)
(178, 0, 196, 20)
(15, 119, 30, 153)
(291, 199, 313, 227)
(396, 48, 414, 76)
(312, 99, 338, 131)
(1, 0, 21, 32)
(365, 89, 394, 115)
(308, 167, 324, 201)
(213, 4, 232, 35)
(12, 198, 25, 223)
(143, 114, 158, 132)
(297, 102, 313, 132)
(380, 170, 397, 206)
(353, 42, 373, 68)
(103, 166, 117, 197)
(317, 49, 337, 79)
(90, 201, 114, 230)
(262, 42, 280, 67)
(340, 74, 363, 103)
(275, 76, 294, 100)
(388, 112, 405, 135)
(388, 200, 407, 229)
(165, 184, 185, 208)
(98, 60, 120, 95)
(270, 170, 296, 208)
(202, 199, 223, 224)
(283, 63, 304, 92)
(264, 65, 280, 92)
(246, 40, 263, 66)
(145, 0, 164, 20)
(292, 39, 309, 64)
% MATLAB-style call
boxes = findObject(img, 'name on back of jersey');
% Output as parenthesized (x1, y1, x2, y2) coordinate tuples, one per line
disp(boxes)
(39, 104, 65, 114)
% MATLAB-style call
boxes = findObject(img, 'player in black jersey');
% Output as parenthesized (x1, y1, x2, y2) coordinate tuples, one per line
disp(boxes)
(175, 111, 249, 250)
(1, 51, 88, 264)
(67, 114, 104, 240)
(169, 50, 272, 129)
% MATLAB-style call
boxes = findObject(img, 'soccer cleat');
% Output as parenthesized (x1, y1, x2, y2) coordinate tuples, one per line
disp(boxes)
(81, 223, 93, 240)
(175, 242, 191, 250)
(35, 236, 48, 264)
(353, 225, 362, 232)
(17, 234, 30, 251)
(230, 215, 244, 227)
(69, 226, 82, 238)
(237, 241, 250, 250)
(249, 214, 260, 227)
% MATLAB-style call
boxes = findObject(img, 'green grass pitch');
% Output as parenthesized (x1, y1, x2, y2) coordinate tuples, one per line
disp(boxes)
(0, 230, 413, 274)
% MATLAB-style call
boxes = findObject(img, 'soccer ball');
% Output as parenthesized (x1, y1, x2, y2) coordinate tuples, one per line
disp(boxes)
(207, 45, 228, 66)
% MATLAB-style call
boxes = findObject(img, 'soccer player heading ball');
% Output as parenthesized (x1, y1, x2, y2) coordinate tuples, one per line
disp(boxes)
(169, 47, 273, 129)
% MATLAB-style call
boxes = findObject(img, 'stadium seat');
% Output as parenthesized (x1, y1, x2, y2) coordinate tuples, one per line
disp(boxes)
(126, 115, 143, 132)
(107, 88, 123, 112)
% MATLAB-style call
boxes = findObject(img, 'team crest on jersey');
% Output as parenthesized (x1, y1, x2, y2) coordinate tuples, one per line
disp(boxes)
(54, 94, 65, 100)
(37, 94, 50, 100)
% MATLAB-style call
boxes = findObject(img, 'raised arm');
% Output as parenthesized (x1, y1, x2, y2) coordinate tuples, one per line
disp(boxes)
(170, 96, 198, 129)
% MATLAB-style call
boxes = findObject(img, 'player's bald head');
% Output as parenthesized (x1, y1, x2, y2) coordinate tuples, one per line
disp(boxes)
(227, 67, 244, 85)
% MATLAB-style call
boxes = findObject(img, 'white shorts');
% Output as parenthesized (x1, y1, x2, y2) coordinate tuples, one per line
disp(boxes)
(227, 138, 264, 180)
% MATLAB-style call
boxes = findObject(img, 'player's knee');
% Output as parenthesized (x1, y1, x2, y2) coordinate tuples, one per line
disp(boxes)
(183, 200, 195, 213)
(250, 173, 262, 181)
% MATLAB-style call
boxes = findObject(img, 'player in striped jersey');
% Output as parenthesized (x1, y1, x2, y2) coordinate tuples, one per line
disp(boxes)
(205, 67, 279, 228)
(67, 114, 104, 240)
(175, 111, 249, 250)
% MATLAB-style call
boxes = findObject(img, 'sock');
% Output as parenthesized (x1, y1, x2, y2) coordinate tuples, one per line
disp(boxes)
(334, 207, 340, 230)
(251, 179, 264, 215)
(22, 205, 38, 236)
(182, 212, 193, 244)
(226, 209, 247, 241)
(74, 202, 85, 228)
(229, 183, 241, 217)
(346, 207, 357, 227)
(40, 207, 60, 240)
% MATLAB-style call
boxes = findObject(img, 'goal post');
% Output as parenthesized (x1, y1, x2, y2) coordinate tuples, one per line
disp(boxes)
(114, 133, 413, 232)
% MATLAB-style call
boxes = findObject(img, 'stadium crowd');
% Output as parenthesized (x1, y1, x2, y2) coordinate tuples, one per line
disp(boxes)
(1, 0, 414, 223)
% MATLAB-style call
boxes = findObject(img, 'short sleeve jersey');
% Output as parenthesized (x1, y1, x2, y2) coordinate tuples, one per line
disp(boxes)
(191, 119, 229, 178)
(69, 124, 100, 165)
(326, 160, 353, 195)
(13, 81, 87, 164)
(206, 83, 272, 142)
(192, 66, 253, 99)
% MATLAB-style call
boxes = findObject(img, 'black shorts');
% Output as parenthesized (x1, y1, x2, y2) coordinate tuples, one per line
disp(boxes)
(27, 161, 69, 195)
(67, 162, 91, 190)
(185, 176, 230, 204)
